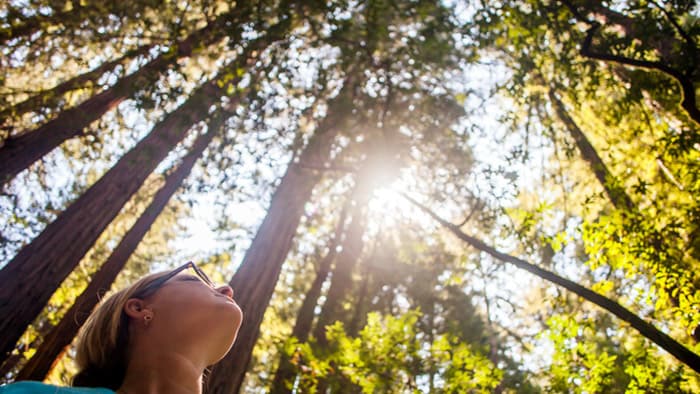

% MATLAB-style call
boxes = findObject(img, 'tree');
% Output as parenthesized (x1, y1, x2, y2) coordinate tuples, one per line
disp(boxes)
(269, 198, 350, 393)
(312, 187, 369, 346)
(13, 113, 226, 381)
(205, 80, 358, 394)
(0, 40, 262, 361)
(0, 3, 253, 185)
(0, 1, 161, 46)
(558, 0, 700, 125)
(0, 43, 155, 125)
(403, 193, 700, 373)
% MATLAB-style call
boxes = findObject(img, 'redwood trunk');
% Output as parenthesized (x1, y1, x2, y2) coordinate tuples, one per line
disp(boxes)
(0, 55, 254, 361)
(547, 90, 633, 210)
(0, 4, 251, 185)
(404, 194, 700, 373)
(0, 44, 154, 123)
(312, 200, 368, 345)
(13, 115, 224, 382)
(309, 197, 368, 394)
(204, 87, 354, 394)
(269, 202, 350, 393)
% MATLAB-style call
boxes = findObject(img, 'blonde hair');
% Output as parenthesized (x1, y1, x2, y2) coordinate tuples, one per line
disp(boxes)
(72, 270, 172, 389)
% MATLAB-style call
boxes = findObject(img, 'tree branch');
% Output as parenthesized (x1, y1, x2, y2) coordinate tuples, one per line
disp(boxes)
(401, 192, 700, 373)
(581, 24, 700, 125)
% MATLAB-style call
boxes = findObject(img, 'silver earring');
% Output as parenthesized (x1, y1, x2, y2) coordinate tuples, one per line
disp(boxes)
(144, 314, 152, 326)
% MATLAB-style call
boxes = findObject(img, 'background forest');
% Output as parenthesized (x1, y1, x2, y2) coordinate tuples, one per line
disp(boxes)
(1, 0, 699, 392)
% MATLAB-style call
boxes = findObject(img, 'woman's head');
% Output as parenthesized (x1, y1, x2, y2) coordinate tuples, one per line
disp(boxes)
(73, 262, 243, 390)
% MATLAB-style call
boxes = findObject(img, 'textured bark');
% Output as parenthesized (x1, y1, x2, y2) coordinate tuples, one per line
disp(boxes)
(0, 4, 251, 185)
(548, 90, 634, 210)
(269, 202, 350, 394)
(13, 115, 224, 382)
(404, 194, 700, 374)
(0, 49, 257, 361)
(204, 86, 355, 394)
(0, 44, 154, 123)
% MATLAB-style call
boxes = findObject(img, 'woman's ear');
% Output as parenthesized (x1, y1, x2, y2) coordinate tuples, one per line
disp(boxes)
(124, 298, 150, 319)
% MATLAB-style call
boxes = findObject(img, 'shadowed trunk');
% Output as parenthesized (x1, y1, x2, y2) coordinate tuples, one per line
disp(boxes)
(403, 193, 700, 374)
(0, 46, 259, 362)
(204, 83, 356, 394)
(0, 44, 154, 124)
(269, 201, 350, 393)
(13, 114, 226, 382)
(0, 4, 252, 185)
(312, 198, 368, 346)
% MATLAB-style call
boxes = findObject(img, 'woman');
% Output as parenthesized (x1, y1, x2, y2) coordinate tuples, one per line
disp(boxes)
(1, 261, 243, 394)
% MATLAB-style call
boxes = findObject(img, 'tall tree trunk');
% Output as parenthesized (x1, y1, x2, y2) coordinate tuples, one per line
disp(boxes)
(547, 90, 634, 210)
(269, 201, 350, 394)
(0, 46, 258, 362)
(0, 4, 251, 185)
(12, 114, 225, 382)
(310, 198, 368, 394)
(313, 196, 368, 346)
(204, 83, 356, 394)
(403, 193, 700, 373)
(347, 259, 371, 337)
(0, 44, 154, 124)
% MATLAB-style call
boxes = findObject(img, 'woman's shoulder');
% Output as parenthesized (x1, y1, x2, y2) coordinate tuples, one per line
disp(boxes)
(0, 381, 114, 394)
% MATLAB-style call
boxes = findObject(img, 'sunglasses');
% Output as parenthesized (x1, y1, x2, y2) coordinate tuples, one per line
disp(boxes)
(136, 261, 215, 297)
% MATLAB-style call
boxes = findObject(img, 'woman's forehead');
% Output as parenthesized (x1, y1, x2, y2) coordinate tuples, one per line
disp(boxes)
(173, 273, 202, 281)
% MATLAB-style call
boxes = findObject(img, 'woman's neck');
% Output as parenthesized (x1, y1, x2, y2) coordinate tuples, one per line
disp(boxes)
(117, 350, 204, 394)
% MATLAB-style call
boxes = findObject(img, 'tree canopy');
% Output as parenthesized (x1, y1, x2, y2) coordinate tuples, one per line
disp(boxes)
(1, 0, 699, 392)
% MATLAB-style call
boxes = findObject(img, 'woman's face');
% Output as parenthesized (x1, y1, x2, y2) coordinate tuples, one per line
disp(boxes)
(137, 272, 243, 365)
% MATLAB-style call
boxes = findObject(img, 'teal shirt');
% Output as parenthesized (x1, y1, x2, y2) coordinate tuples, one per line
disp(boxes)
(0, 382, 114, 394)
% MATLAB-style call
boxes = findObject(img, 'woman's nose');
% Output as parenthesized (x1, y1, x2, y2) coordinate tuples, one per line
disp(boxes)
(217, 285, 234, 299)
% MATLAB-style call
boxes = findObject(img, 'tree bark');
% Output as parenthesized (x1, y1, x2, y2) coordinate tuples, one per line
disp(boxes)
(204, 83, 356, 394)
(547, 90, 634, 210)
(0, 46, 257, 362)
(0, 4, 251, 185)
(0, 44, 154, 124)
(13, 114, 225, 382)
(269, 201, 350, 393)
(403, 193, 700, 374)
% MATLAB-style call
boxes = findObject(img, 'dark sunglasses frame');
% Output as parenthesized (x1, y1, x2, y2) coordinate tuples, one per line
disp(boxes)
(136, 261, 215, 297)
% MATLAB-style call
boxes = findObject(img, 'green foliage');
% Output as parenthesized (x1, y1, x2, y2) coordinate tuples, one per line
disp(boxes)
(544, 314, 695, 393)
(286, 310, 502, 393)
